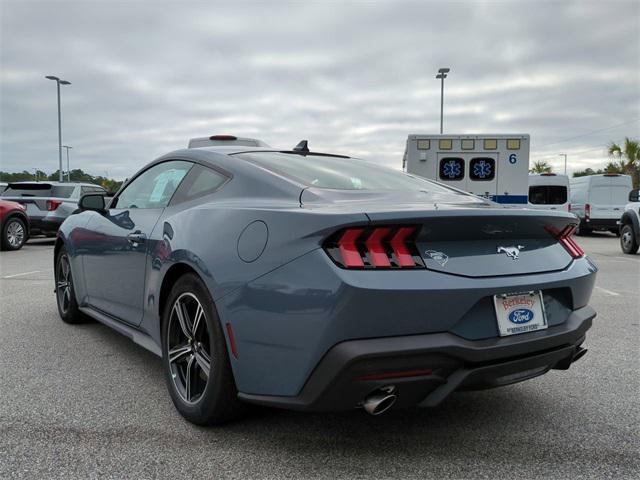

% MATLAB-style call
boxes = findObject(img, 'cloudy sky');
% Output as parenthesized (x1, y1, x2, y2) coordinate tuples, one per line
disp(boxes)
(1, 0, 638, 180)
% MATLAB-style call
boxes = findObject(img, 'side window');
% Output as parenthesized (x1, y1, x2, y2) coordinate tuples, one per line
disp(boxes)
(114, 160, 192, 209)
(439, 157, 464, 181)
(171, 164, 229, 205)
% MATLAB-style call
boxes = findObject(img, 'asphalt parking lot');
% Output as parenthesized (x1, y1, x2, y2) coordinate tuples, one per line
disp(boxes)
(0, 234, 638, 479)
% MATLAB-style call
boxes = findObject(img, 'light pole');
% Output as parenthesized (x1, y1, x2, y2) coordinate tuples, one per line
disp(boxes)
(62, 145, 73, 181)
(45, 75, 71, 182)
(559, 154, 567, 175)
(435, 67, 450, 134)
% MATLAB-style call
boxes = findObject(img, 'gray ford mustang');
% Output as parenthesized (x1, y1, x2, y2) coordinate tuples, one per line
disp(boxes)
(55, 142, 597, 425)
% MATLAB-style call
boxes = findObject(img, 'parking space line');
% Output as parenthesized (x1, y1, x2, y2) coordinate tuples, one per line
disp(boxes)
(595, 286, 621, 296)
(1, 270, 44, 279)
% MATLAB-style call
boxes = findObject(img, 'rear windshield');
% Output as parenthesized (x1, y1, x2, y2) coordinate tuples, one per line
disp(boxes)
(236, 152, 460, 193)
(2, 184, 76, 198)
(529, 185, 568, 205)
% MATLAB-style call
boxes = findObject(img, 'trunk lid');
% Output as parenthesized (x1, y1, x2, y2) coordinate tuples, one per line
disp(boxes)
(302, 188, 579, 277)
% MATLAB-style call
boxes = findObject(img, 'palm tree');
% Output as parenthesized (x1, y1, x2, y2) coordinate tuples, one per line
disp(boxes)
(529, 160, 552, 174)
(608, 137, 639, 188)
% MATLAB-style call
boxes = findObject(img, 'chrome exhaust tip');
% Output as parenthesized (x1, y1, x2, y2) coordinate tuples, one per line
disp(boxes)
(572, 346, 588, 363)
(363, 386, 397, 416)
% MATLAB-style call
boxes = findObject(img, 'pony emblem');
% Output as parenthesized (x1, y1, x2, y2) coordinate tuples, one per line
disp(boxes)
(424, 250, 449, 266)
(497, 245, 525, 260)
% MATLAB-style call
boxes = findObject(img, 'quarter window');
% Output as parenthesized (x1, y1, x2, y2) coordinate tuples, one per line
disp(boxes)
(439, 157, 465, 181)
(469, 158, 496, 181)
(114, 160, 192, 209)
(171, 164, 229, 204)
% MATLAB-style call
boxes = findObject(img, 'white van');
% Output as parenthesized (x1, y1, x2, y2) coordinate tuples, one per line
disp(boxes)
(569, 174, 632, 235)
(528, 174, 570, 212)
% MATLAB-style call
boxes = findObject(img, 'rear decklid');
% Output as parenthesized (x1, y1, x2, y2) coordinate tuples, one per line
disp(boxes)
(303, 188, 580, 277)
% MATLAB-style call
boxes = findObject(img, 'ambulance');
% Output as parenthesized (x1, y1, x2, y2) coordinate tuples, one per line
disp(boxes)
(404, 134, 530, 205)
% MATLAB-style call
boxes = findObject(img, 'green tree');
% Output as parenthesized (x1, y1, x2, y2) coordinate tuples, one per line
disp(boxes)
(608, 137, 639, 188)
(572, 167, 599, 178)
(529, 160, 552, 174)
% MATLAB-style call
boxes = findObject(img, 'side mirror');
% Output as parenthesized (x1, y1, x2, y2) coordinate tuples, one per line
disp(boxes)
(629, 189, 640, 202)
(79, 194, 106, 212)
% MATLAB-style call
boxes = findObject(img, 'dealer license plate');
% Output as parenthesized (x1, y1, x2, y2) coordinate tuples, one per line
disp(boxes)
(493, 291, 548, 337)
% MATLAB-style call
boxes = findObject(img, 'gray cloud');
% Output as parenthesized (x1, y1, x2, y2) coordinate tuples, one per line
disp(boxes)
(1, 0, 638, 179)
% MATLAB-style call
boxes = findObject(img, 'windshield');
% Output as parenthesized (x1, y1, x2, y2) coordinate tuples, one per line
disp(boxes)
(236, 152, 461, 194)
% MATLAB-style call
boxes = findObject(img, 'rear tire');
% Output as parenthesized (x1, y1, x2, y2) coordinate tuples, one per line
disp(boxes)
(620, 224, 639, 254)
(162, 273, 246, 425)
(2, 217, 27, 251)
(55, 246, 88, 324)
(576, 221, 591, 236)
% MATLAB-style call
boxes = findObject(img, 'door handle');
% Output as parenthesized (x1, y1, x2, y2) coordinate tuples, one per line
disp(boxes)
(127, 231, 147, 244)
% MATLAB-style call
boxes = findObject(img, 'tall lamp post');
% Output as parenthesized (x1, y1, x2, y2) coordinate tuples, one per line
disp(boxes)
(559, 153, 567, 175)
(45, 75, 71, 182)
(62, 145, 73, 181)
(435, 67, 450, 134)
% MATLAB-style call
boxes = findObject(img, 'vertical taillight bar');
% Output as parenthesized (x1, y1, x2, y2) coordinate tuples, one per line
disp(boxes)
(365, 227, 392, 267)
(551, 224, 584, 258)
(390, 227, 416, 267)
(338, 228, 365, 267)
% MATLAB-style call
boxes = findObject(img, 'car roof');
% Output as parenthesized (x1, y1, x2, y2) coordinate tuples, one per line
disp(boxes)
(184, 145, 352, 158)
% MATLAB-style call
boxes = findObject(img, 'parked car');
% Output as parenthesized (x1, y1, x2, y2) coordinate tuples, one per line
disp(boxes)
(619, 188, 640, 254)
(569, 174, 632, 235)
(0, 182, 8, 193)
(528, 173, 570, 212)
(0, 199, 29, 250)
(1, 182, 107, 236)
(55, 144, 597, 425)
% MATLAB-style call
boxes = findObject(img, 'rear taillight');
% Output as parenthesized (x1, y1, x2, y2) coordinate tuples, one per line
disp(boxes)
(47, 200, 61, 211)
(584, 203, 590, 220)
(567, 203, 571, 212)
(554, 225, 584, 258)
(324, 226, 425, 269)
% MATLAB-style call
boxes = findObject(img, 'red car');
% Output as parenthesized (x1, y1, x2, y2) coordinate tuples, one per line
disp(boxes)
(0, 199, 29, 250)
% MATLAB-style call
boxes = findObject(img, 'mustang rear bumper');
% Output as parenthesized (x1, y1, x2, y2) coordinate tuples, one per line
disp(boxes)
(237, 305, 595, 412)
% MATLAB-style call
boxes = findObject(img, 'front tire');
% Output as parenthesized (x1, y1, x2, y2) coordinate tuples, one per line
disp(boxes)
(162, 273, 246, 425)
(55, 246, 87, 324)
(2, 217, 27, 250)
(620, 224, 639, 254)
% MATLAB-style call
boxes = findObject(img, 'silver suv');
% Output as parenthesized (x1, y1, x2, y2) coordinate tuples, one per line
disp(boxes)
(1, 182, 107, 236)
(619, 188, 640, 254)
